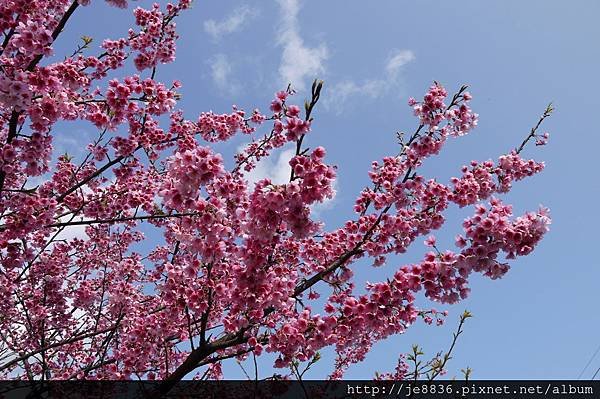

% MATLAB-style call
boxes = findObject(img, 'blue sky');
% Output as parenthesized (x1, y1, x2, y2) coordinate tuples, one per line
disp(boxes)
(55, 0, 600, 380)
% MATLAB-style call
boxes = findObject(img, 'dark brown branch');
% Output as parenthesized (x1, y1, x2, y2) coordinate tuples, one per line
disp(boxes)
(293, 247, 361, 297)
(0, 1, 80, 195)
(26, 0, 80, 71)
(426, 310, 471, 380)
(0, 26, 16, 57)
(46, 212, 198, 228)
(199, 263, 214, 346)
(155, 330, 248, 395)
(55, 153, 129, 203)
(0, 323, 120, 372)
(67, 359, 116, 379)
(0, 111, 20, 193)
(232, 130, 275, 174)
(294, 191, 395, 296)
(290, 79, 323, 181)
(197, 347, 254, 367)
(515, 103, 554, 154)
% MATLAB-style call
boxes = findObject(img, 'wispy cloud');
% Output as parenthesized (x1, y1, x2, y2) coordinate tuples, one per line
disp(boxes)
(204, 5, 258, 40)
(385, 50, 415, 78)
(54, 216, 89, 242)
(276, 0, 328, 91)
(52, 127, 92, 164)
(208, 53, 241, 96)
(243, 147, 295, 186)
(325, 49, 415, 113)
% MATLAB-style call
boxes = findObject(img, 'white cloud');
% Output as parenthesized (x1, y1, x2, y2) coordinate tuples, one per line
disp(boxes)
(243, 147, 295, 186)
(208, 54, 241, 95)
(385, 50, 415, 78)
(53, 215, 89, 242)
(325, 49, 415, 113)
(204, 5, 258, 40)
(52, 128, 92, 164)
(329, 80, 386, 102)
(276, 0, 328, 91)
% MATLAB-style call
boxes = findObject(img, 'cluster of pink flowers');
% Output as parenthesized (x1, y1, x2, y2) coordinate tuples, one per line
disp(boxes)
(159, 146, 224, 210)
(450, 161, 497, 207)
(197, 108, 259, 142)
(536, 132, 550, 146)
(401, 197, 551, 305)
(130, 4, 182, 71)
(5, 131, 53, 177)
(409, 83, 478, 137)
(88, 38, 129, 78)
(234, 90, 310, 172)
(374, 355, 410, 380)
(446, 102, 478, 136)
(409, 83, 448, 129)
(11, 20, 53, 57)
(459, 198, 551, 260)
(103, 76, 177, 126)
(284, 115, 310, 141)
(497, 152, 545, 192)
(268, 309, 338, 367)
(289, 147, 336, 203)
(0, 73, 32, 111)
(450, 153, 545, 207)
(269, 90, 289, 113)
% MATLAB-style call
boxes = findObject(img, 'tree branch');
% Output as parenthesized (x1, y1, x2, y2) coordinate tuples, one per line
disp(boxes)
(0, 323, 120, 372)
(26, 0, 80, 71)
(46, 212, 198, 228)
(515, 103, 554, 154)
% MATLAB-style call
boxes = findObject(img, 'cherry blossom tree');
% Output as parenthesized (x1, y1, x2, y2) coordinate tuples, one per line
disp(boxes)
(0, 0, 552, 391)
